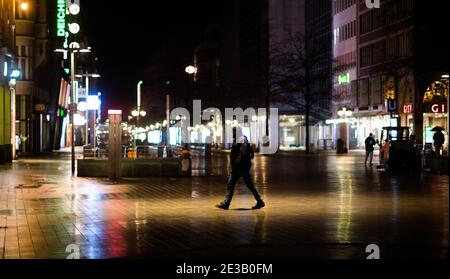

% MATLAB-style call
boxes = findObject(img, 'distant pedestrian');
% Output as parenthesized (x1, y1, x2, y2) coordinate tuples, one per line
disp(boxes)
(216, 136, 265, 210)
(433, 130, 445, 156)
(365, 133, 377, 165)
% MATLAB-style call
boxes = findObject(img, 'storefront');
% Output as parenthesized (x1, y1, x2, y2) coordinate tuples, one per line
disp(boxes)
(327, 112, 392, 150)
(351, 114, 392, 149)
(280, 115, 330, 150)
(422, 78, 449, 154)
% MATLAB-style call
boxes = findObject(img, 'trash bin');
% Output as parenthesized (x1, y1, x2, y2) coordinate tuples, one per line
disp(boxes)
(309, 143, 316, 153)
(178, 152, 192, 176)
(127, 148, 137, 158)
(336, 139, 345, 154)
(0, 145, 6, 165)
(205, 143, 212, 158)
(157, 145, 165, 158)
(166, 146, 173, 158)
(4, 144, 12, 163)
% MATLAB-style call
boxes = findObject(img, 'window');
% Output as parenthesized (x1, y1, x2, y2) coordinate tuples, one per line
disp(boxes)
(399, 32, 412, 57)
(360, 46, 372, 67)
(372, 5, 384, 29)
(360, 12, 372, 34)
(386, 36, 399, 60)
(373, 41, 385, 65)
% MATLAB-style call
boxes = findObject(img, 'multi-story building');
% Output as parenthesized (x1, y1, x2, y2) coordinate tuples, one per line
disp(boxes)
(14, 0, 53, 154)
(0, 0, 15, 161)
(219, 0, 268, 110)
(329, 0, 358, 149)
(270, 0, 332, 150)
(329, 0, 448, 151)
(219, 0, 332, 150)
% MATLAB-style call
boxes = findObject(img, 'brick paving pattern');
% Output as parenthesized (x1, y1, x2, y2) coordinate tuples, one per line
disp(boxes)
(0, 152, 448, 259)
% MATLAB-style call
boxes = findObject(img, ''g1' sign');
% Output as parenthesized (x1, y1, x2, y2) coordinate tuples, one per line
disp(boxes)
(430, 103, 447, 113)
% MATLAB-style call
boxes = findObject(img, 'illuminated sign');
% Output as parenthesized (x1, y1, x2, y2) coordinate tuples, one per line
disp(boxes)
(10, 69, 21, 78)
(56, 0, 66, 37)
(77, 101, 87, 112)
(424, 103, 447, 113)
(338, 73, 350, 85)
(403, 103, 413, 114)
(87, 95, 101, 110)
(3, 62, 7, 77)
(386, 99, 398, 113)
(108, 110, 122, 115)
(432, 104, 446, 113)
(425, 126, 433, 144)
(74, 114, 86, 126)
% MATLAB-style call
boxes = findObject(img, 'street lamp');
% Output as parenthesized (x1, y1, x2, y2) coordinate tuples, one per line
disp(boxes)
(54, 46, 92, 175)
(337, 107, 353, 118)
(185, 65, 198, 75)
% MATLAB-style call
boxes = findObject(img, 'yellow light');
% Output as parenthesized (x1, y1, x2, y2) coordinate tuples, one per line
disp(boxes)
(21, 2, 28, 10)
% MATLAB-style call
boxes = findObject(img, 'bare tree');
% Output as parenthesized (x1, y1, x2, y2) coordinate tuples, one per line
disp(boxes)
(270, 32, 331, 153)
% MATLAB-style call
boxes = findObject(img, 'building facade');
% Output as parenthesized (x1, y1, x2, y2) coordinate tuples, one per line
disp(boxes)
(329, 0, 448, 152)
(14, 0, 53, 155)
(1, 0, 16, 160)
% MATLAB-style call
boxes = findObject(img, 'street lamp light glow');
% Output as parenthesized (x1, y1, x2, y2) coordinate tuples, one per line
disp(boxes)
(21, 2, 28, 11)
(131, 110, 139, 117)
(69, 4, 80, 15)
(68, 23, 80, 34)
(139, 110, 147, 117)
(185, 65, 198, 75)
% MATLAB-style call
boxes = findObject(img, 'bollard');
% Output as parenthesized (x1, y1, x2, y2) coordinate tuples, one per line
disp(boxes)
(178, 150, 192, 177)
(0, 145, 6, 165)
(108, 110, 122, 180)
(4, 144, 12, 163)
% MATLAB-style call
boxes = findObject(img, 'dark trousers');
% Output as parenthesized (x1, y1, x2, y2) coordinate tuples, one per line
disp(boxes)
(435, 146, 442, 156)
(223, 169, 262, 205)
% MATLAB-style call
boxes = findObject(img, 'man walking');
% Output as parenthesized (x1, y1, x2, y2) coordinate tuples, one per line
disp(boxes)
(216, 136, 265, 210)
(365, 133, 377, 165)
(433, 129, 445, 156)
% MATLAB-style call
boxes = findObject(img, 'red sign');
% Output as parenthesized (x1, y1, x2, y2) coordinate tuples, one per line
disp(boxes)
(424, 103, 447, 113)
(403, 103, 413, 114)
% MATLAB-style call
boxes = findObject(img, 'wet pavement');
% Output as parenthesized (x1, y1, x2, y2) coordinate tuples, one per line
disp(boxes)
(0, 151, 448, 259)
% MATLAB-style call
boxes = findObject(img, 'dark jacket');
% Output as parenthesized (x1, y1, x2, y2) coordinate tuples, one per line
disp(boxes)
(365, 136, 376, 151)
(433, 131, 445, 146)
(230, 143, 254, 171)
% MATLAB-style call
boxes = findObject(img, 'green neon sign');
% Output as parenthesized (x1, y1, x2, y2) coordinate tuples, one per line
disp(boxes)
(56, 0, 66, 37)
(338, 73, 351, 85)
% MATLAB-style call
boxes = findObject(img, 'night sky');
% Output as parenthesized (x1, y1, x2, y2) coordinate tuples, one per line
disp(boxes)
(81, 1, 220, 116)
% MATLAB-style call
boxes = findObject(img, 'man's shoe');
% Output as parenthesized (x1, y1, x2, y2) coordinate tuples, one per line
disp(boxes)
(252, 200, 265, 209)
(216, 202, 229, 210)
